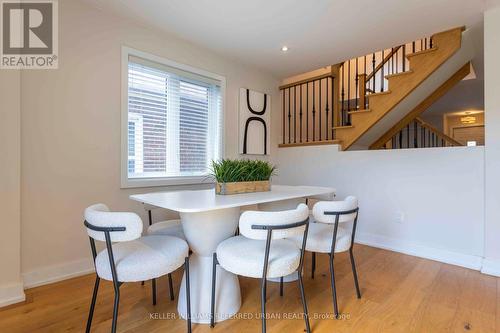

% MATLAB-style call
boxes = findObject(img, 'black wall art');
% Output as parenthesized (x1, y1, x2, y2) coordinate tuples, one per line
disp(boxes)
(239, 88, 271, 155)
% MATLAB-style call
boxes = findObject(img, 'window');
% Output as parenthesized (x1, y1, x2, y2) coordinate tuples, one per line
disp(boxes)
(122, 48, 224, 187)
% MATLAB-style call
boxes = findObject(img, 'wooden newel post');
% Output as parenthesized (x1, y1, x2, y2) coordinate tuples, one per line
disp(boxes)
(330, 64, 341, 128)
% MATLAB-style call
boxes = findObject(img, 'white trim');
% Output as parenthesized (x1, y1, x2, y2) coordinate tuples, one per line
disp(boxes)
(120, 46, 226, 188)
(22, 258, 95, 289)
(481, 258, 500, 277)
(355, 232, 483, 270)
(125, 176, 214, 189)
(0, 282, 25, 308)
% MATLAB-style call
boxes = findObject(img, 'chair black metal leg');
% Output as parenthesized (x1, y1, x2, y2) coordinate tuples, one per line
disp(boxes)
(349, 249, 361, 299)
(297, 272, 311, 333)
(111, 288, 120, 333)
(329, 254, 339, 318)
(152, 279, 157, 306)
(210, 253, 217, 328)
(279, 277, 284, 297)
(311, 252, 316, 279)
(85, 276, 100, 333)
(185, 257, 192, 333)
(260, 277, 268, 333)
(168, 273, 175, 301)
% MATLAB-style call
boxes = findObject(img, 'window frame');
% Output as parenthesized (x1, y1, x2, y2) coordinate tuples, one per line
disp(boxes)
(121, 46, 226, 188)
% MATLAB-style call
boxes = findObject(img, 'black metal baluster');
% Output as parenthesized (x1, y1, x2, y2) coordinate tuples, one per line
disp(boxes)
(406, 124, 410, 148)
(391, 47, 394, 75)
(395, 47, 399, 74)
(414, 121, 418, 148)
(421, 125, 425, 147)
(420, 38, 423, 51)
(294, 86, 297, 143)
(325, 78, 329, 140)
(412, 41, 416, 53)
(381, 50, 385, 92)
(306, 83, 309, 142)
(355, 57, 359, 110)
(403, 44, 406, 71)
(282, 90, 285, 144)
(331, 77, 334, 139)
(372, 53, 376, 92)
(399, 131, 403, 148)
(347, 60, 351, 111)
(363, 56, 367, 108)
(300, 84, 303, 143)
(319, 79, 322, 141)
(288, 88, 291, 144)
(341, 64, 345, 126)
(312, 81, 316, 140)
(430, 37, 433, 48)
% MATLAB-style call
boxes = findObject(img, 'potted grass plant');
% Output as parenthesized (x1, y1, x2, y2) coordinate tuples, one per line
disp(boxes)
(210, 159, 277, 195)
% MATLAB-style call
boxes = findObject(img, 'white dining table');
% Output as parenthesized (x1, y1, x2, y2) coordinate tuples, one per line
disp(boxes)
(130, 184, 335, 324)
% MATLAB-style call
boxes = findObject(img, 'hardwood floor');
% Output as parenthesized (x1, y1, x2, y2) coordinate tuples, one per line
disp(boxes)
(0, 245, 498, 333)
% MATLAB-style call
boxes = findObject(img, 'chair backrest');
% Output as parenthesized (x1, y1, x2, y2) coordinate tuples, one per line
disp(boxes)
(84, 204, 143, 242)
(312, 196, 358, 224)
(239, 203, 309, 240)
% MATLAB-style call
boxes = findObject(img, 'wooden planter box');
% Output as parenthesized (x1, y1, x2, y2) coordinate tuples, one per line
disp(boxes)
(215, 180, 270, 195)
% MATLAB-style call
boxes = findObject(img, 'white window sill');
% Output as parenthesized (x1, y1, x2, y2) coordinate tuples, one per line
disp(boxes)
(121, 176, 214, 189)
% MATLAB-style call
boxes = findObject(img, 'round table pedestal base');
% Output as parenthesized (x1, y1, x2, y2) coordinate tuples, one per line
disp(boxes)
(177, 255, 241, 324)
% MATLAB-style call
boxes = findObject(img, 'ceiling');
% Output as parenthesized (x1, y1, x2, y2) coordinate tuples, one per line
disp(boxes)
(82, 0, 492, 79)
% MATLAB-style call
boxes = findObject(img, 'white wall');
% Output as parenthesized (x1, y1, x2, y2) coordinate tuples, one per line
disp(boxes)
(0, 70, 24, 306)
(482, 6, 500, 275)
(19, 0, 280, 288)
(273, 145, 485, 269)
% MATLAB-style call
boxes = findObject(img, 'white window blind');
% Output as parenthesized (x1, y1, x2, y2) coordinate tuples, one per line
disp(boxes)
(126, 55, 223, 182)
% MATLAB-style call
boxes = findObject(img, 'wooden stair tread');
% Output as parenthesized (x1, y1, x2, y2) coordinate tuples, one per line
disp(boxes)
(368, 90, 392, 97)
(385, 70, 413, 79)
(332, 125, 353, 130)
(406, 47, 438, 58)
(348, 109, 371, 115)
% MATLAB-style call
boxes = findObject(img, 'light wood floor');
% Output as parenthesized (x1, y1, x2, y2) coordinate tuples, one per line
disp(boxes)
(1, 245, 499, 333)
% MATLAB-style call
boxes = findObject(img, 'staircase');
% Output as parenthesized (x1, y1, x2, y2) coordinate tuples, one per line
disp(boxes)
(381, 117, 463, 149)
(279, 27, 475, 151)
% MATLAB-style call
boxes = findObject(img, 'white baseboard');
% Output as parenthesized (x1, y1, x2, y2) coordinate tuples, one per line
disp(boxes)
(14, 234, 495, 297)
(480, 258, 500, 277)
(355, 232, 483, 271)
(0, 282, 25, 307)
(22, 258, 95, 289)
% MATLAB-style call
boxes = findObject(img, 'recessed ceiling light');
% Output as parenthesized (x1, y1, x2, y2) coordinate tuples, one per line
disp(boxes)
(281, 46, 289, 52)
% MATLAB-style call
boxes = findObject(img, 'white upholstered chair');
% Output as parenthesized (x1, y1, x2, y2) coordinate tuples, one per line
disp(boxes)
(305, 192, 335, 279)
(292, 196, 361, 319)
(144, 204, 186, 240)
(142, 204, 186, 299)
(84, 204, 192, 333)
(210, 203, 311, 333)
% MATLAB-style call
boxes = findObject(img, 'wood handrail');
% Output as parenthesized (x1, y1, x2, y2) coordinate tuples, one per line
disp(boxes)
(364, 45, 402, 83)
(279, 73, 335, 90)
(414, 117, 463, 146)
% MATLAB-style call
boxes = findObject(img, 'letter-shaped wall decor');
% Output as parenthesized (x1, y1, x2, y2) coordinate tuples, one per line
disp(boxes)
(239, 88, 271, 155)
